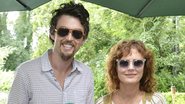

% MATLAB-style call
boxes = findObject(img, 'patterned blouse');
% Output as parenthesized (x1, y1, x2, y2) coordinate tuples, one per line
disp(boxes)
(96, 92, 167, 104)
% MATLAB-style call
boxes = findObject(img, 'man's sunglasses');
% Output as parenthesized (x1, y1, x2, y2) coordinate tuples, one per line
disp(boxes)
(117, 59, 146, 69)
(55, 28, 84, 39)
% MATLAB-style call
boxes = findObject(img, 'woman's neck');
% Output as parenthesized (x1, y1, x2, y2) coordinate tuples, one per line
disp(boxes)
(119, 83, 141, 97)
(113, 83, 144, 104)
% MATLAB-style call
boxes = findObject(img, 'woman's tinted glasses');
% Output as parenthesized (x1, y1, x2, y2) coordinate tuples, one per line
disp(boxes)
(117, 59, 146, 69)
(55, 27, 84, 39)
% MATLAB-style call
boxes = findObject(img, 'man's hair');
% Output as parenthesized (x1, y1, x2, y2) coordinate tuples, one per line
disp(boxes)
(106, 40, 156, 93)
(49, 1, 89, 44)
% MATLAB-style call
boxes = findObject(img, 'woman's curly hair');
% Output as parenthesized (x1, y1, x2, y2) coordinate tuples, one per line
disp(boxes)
(106, 40, 156, 93)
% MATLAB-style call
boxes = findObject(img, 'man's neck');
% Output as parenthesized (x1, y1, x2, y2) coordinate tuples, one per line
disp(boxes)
(50, 50, 73, 71)
(48, 50, 73, 88)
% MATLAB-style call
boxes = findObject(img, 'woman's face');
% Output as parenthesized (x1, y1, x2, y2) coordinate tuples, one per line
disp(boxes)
(117, 48, 145, 85)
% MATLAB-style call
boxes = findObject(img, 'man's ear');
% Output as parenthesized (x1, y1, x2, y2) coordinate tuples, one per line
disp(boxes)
(50, 34, 55, 40)
(81, 38, 87, 45)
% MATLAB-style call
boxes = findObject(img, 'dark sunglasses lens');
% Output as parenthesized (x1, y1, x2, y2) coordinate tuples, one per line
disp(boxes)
(134, 60, 144, 67)
(57, 28, 69, 37)
(72, 30, 83, 39)
(119, 60, 129, 67)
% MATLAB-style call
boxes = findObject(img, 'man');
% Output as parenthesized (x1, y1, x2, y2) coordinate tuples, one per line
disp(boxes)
(8, 1, 94, 104)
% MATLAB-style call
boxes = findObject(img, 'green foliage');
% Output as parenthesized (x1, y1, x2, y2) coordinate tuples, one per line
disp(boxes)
(0, 47, 15, 70)
(32, 35, 52, 58)
(0, 71, 13, 92)
(3, 12, 32, 71)
(163, 92, 185, 104)
(3, 47, 31, 71)
(0, 71, 13, 104)
(0, 13, 12, 47)
(156, 70, 185, 92)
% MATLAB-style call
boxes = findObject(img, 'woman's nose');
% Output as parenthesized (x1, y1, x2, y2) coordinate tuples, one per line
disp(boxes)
(127, 62, 135, 70)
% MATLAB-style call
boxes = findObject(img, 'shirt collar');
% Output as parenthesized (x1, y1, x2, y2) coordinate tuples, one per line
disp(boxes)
(72, 60, 83, 73)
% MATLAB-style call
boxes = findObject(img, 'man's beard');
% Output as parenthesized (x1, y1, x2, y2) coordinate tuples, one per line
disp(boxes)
(60, 51, 74, 61)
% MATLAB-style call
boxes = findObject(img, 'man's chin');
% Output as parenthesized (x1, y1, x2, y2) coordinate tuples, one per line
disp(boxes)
(61, 53, 74, 61)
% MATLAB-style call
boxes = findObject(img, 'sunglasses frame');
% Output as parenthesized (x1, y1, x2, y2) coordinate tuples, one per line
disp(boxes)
(55, 27, 84, 39)
(116, 59, 146, 69)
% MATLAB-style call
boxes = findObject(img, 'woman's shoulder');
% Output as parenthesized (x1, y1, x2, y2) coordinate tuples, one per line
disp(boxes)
(96, 93, 112, 104)
(146, 92, 167, 104)
(96, 97, 104, 104)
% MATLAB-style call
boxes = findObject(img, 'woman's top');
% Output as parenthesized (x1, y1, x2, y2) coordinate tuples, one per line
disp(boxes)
(96, 92, 167, 104)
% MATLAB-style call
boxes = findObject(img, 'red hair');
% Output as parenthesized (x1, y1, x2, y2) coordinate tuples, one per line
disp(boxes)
(106, 40, 156, 93)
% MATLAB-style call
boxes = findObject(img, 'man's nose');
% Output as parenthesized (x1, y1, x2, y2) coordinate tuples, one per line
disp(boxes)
(66, 32, 74, 40)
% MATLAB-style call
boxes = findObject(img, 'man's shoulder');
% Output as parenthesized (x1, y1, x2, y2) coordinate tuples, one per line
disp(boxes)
(20, 56, 41, 66)
(16, 57, 42, 71)
(74, 60, 91, 70)
(74, 60, 93, 75)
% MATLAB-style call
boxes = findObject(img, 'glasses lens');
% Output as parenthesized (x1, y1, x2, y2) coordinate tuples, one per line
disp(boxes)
(56, 28, 83, 39)
(119, 60, 129, 68)
(72, 30, 83, 39)
(57, 28, 69, 37)
(134, 60, 144, 67)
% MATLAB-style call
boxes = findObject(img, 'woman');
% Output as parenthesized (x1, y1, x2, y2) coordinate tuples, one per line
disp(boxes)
(96, 40, 166, 104)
